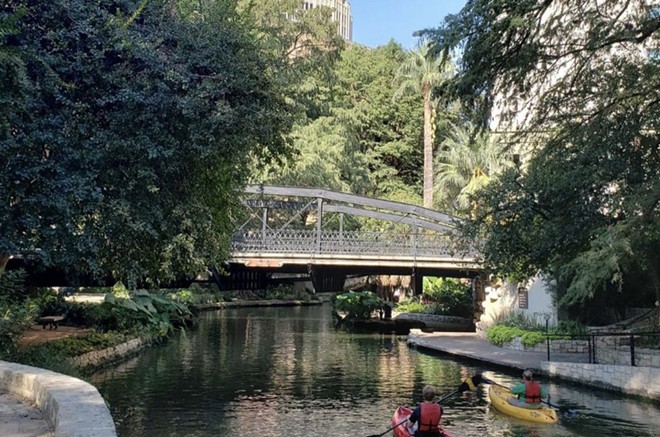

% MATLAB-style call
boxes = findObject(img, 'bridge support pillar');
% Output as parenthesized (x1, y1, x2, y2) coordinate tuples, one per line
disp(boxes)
(412, 268, 423, 296)
(308, 266, 346, 293)
(210, 266, 270, 291)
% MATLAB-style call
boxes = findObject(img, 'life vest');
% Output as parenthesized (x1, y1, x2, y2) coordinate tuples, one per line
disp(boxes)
(417, 403, 442, 433)
(524, 380, 542, 403)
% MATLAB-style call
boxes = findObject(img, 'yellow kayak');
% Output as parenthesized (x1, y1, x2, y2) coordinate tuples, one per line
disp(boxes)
(488, 384, 559, 424)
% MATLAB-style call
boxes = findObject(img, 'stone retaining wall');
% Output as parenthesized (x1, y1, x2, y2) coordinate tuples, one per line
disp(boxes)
(394, 313, 473, 331)
(71, 336, 152, 370)
(594, 345, 660, 367)
(0, 360, 117, 437)
(542, 361, 660, 400)
(503, 337, 589, 354)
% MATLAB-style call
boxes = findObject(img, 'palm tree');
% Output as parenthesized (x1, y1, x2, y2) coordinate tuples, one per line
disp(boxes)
(434, 124, 513, 216)
(394, 42, 453, 209)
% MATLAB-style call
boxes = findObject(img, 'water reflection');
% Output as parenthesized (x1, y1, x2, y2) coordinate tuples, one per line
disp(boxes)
(91, 305, 660, 437)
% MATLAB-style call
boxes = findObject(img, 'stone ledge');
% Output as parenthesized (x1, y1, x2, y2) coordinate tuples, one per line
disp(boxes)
(0, 360, 116, 437)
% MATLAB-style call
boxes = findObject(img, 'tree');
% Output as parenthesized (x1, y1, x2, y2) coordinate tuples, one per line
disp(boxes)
(394, 42, 453, 209)
(429, 0, 660, 317)
(0, 0, 293, 285)
(257, 42, 425, 204)
(434, 124, 513, 215)
(237, 0, 344, 121)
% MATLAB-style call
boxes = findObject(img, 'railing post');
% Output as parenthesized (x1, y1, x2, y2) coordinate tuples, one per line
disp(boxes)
(630, 334, 636, 366)
(261, 207, 268, 247)
(544, 314, 551, 361)
(592, 334, 597, 364)
(588, 335, 592, 364)
(316, 197, 324, 253)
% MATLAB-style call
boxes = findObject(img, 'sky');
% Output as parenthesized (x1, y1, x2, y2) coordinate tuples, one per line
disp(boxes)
(350, 0, 467, 49)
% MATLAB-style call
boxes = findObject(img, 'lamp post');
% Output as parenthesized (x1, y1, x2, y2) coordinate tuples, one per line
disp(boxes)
(544, 313, 551, 361)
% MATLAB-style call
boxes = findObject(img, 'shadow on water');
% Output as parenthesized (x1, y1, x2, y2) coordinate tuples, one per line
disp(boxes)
(90, 304, 660, 437)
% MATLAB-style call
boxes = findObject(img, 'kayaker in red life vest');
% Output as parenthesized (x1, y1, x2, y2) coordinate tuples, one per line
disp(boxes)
(509, 369, 548, 409)
(406, 385, 443, 437)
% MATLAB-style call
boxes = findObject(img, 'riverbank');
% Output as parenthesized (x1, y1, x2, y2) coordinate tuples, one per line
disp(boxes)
(0, 297, 331, 436)
(407, 330, 660, 401)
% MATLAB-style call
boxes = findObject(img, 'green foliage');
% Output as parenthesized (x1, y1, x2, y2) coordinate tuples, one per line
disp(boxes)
(94, 290, 192, 336)
(237, 0, 344, 121)
(422, 277, 473, 317)
(394, 300, 426, 314)
(263, 284, 310, 301)
(519, 331, 546, 348)
(0, 302, 36, 359)
(111, 282, 131, 299)
(0, 270, 36, 358)
(169, 289, 196, 305)
(552, 320, 587, 336)
(35, 332, 130, 358)
(14, 331, 131, 375)
(434, 124, 514, 215)
(1, 0, 293, 286)
(256, 41, 425, 205)
(498, 311, 543, 331)
(13, 343, 80, 377)
(332, 291, 384, 320)
(486, 325, 545, 348)
(432, 0, 660, 316)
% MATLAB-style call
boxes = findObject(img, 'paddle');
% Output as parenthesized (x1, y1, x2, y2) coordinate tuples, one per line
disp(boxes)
(366, 374, 485, 437)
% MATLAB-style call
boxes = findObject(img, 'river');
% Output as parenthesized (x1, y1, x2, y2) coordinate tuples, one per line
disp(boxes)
(91, 304, 660, 437)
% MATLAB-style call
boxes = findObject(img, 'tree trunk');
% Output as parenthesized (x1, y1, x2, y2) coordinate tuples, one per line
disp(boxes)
(422, 83, 434, 209)
(0, 253, 9, 280)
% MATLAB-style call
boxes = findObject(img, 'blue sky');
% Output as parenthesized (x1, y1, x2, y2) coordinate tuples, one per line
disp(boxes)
(350, 0, 467, 49)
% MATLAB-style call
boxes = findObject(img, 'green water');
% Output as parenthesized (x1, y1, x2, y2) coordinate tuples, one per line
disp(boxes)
(91, 304, 660, 436)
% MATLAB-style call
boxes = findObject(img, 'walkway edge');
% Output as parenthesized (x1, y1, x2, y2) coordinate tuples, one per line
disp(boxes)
(0, 360, 117, 437)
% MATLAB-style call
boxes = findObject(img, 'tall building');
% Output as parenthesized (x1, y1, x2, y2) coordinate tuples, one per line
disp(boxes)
(302, 0, 353, 41)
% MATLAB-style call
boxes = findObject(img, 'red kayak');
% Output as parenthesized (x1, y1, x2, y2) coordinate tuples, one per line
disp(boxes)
(392, 406, 457, 437)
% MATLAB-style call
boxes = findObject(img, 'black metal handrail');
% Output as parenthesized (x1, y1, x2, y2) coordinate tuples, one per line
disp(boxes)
(544, 331, 660, 366)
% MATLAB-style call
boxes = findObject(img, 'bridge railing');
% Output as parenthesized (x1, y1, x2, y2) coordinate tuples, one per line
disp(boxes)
(231, 230, 455, 257)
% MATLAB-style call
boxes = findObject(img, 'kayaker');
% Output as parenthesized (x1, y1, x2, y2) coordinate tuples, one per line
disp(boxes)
(406, 385, 443, 437)
(508, 369, 548, 409)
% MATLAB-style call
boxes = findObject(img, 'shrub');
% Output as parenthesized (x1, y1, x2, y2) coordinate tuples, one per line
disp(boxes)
(520, 331, 545, 347)
(486, 325, 526, 346)
(264, 284, 309, 301)
(395, 300, 426, 314)
(332, 291, 384, 320)
(553, 320, 588, 336)
(499, 311, 543, 330)
(421, 277, 473, 318)
(0, 270, 37, 359)
(486, 325, 546, 347)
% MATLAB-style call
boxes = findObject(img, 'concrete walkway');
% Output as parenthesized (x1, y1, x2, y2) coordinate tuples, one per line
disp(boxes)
(407, 330, 588, 374)
(0, 360, 117, 437)
(0, 390, 52, 437)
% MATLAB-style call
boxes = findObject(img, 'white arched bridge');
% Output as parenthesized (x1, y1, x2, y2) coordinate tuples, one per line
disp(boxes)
(214, 185, 481, 292)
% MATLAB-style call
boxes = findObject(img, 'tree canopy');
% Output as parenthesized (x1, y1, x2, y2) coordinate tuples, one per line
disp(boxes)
(0, 0, 293, 286)
(429, 0, 660, 315)
(257, 41, 427, 205)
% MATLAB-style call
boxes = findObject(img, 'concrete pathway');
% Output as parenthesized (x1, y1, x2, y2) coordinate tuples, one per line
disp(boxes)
(0, 390, 52, 437)
(407, 330, 589, 374)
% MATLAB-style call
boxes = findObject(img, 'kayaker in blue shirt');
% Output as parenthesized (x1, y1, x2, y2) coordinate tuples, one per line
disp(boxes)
(406, 385, 443, 437)
(509, 369, 548, 409)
